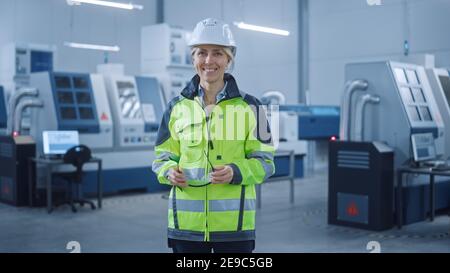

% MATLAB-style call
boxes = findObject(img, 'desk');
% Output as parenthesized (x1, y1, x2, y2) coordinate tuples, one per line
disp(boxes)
(397, 166, 450, 229)
(256, 150, 295, 209)
(28, 157, 103, 213)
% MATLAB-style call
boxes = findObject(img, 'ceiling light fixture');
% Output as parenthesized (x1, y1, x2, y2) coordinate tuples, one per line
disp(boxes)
(233, 22, 290, 36)
(64, 42, 120, 52)
(67, 0, 143, 10)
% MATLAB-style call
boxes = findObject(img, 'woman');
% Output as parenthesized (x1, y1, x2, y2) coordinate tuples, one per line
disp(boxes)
(152, 18, 275, 253)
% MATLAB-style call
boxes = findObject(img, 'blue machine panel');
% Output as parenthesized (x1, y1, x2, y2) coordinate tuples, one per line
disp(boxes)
(0, 86, 6, 129)
(279, 105, 340, 140)
(135, 76, 164, 132)
(273, 154, 304, 178)
(50, 73, 100, 133)
(30, 50, 53, 73)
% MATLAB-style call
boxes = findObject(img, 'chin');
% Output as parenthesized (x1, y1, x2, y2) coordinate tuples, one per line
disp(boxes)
(203, 74, 224, 83)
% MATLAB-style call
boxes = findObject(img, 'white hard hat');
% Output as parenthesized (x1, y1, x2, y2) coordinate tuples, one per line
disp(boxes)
(188, 18, 236, 56)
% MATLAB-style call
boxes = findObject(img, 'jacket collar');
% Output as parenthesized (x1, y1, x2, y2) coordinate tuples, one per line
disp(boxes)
(181, 73, 241, 101)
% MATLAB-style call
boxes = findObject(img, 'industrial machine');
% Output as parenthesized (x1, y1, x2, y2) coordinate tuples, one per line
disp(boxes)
(102, 75, 164, 148)
(89, 74, 166, 194)
(426, 68, 450, 160)
(343, 61, 444, 166)
(0, 135, 36, 206)
(328, 141, 394, 230)
(141, 23, 193, 103)
(0, 85, 43, 206)
(29, 72, 113, 153)
(1, 43, 55, 134)
(27, 71, 168, 196)
(278, 105, 340, 140)
(329, 61, 448, 229)
(1, 43, 55, 90)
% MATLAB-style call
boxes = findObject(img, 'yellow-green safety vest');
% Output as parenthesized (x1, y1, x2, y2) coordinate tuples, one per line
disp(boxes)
(152, 73, 275, 242)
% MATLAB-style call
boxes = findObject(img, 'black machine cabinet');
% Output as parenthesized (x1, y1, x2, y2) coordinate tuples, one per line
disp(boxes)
(0, 135, 36, 206)
(328, 141, 394, 231)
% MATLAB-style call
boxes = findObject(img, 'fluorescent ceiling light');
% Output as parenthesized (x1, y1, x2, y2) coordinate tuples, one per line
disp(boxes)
(64, 42, 120, 52)
(233, 22, 290, 36)
(67, 0, 143, 10)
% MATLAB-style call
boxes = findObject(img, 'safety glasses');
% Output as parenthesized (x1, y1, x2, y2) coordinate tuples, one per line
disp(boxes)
(189, 150, 216, 187)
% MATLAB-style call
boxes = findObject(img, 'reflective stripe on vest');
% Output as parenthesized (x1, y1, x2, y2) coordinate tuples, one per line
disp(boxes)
(247, 151, 274, 181)
(209, 199, 256, 212)
(169, 198, 205, 212)
(169, 198, 254, 212)
(167, 229, 256, 242)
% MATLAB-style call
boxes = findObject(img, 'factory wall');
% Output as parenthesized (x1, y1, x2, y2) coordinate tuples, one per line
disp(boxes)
(309, 0, 450, 105)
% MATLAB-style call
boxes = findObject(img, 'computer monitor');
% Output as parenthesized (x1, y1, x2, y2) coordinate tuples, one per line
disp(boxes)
(411, 132, 437, 162)
(42, 130, 79, 156)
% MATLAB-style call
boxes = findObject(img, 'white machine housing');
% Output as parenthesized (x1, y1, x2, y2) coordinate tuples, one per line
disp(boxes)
(141, 23, 194, 103)
(29, 72, 113, 155)
(103, 75, 160, 148)
(345, 61, 445, 171)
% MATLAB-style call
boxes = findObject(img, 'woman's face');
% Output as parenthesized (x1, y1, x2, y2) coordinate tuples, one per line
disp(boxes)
(193, 45, 230, 85)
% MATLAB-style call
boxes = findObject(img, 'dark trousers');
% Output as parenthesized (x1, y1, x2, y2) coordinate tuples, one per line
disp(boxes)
(169, 239, 254, 253)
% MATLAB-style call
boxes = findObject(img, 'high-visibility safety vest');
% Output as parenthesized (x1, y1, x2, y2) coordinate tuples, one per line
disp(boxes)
(152, 73, 275, 242)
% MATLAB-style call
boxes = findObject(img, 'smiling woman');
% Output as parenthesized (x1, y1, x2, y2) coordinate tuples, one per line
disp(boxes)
(152, 18, 275, 254)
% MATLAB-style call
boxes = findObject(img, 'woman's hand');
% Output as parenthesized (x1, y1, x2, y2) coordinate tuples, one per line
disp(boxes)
(210, 165, 234, 184)
(167, 167, 188, 188)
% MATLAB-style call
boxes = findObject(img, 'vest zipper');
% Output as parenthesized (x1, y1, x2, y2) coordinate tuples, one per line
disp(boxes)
(194, 96, 227, 241)
(194, 98, 210, 241)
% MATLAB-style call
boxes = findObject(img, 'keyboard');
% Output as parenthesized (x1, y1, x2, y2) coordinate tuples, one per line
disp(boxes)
(431, 165, 450, 172)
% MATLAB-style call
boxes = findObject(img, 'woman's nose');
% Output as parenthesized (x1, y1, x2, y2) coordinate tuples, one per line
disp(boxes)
(205, 54, 212, 63)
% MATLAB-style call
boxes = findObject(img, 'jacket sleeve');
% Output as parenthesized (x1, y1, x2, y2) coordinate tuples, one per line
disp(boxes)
(228, 98, 275, 185)
(151, 105, 180, 185)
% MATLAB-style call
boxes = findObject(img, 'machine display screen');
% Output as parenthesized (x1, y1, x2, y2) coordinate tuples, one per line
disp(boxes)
(417, 147, 429, 158)
(411, 132, 436, 162)
(60, 107, 77, 120)
(76, 92, 91, 104)
(405, 69, 419, 85)
(419, 106, 432, 121)
(117, 81, 141, 119)
(73, 77, 89, 89)
(78, 107, 94, 120)
(394, 68, 407, 84)
(408, 106, 421, 121)
(57, 92, 74, 104)
(438, 75, 450, 108)
(55, 76, 71, 89)
(30, 50, 53, 73)
(42, 131, 79, 155)
(51, 73, 100, 133)
(411, 88, 426, 103)
(400, 87, 414, 104)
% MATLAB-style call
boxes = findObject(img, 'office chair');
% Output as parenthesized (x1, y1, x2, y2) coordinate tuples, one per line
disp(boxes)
(51, 145, 96, 213)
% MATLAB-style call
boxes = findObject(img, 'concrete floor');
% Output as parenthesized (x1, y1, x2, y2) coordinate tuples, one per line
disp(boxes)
(0, 171, 449, 253)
